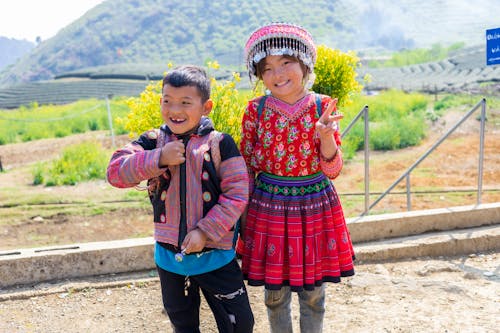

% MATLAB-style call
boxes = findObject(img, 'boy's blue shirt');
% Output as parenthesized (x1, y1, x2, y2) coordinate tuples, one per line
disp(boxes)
(155, 243, 235, 275)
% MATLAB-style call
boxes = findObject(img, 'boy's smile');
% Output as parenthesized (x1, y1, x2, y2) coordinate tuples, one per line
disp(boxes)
(160, 85, 212, 135)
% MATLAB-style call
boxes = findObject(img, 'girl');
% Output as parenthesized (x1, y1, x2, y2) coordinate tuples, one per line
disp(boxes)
(239, 23, 355, 332)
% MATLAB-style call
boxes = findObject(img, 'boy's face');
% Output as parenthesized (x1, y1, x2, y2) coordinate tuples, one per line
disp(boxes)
(160, 84, 212, 135)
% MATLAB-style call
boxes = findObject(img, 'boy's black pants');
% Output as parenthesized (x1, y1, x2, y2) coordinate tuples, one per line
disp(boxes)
(157, 258, 254, 333)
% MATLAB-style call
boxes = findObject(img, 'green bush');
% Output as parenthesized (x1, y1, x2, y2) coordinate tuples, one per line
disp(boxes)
(32, 164, 44, 185)
(371, 122, 401, 150)
(88, 119, 99, 131)
(369, 114, 425, 151)
(341, 90, 428, 152)
(33, 141, 109, 186)
(434, 94, 467, 111)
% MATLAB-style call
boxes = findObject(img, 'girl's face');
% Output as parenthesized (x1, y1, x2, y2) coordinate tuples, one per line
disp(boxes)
(160, 84, 212, 135)
(260, 55, 307, 104)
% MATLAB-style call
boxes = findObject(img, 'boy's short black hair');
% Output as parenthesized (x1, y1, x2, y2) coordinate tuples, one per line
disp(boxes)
(162, 65, 211, 103)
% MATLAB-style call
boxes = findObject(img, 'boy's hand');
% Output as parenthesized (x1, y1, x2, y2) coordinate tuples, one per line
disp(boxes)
(159, 139, 185, 166)
(181, 228, 208, 254)
(315, 98, 343, 139)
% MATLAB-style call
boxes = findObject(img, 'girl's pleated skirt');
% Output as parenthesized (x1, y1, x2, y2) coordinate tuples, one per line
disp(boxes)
(241, 172, 355, 291)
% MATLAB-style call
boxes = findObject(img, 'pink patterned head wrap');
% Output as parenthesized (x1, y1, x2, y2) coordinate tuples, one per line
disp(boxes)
(244, 22, 317, 78)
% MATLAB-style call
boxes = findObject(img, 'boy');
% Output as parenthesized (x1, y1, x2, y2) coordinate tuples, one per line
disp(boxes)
(107, 65, 254, 333)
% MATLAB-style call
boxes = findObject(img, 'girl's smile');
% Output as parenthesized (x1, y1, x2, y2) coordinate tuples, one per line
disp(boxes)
(274, 80, 290, 88)
(261, 55, 307, 104)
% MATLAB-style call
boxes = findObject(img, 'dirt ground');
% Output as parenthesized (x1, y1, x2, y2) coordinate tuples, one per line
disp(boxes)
(0, 253, 498, 332)
(0, 106, 499, 332)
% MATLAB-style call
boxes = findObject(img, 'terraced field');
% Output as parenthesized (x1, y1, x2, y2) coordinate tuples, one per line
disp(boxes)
(0, 67, 235, 109)
(361, 46, 499, 93)
(0, 46, 497, 109)
(0, 79, 150, 109)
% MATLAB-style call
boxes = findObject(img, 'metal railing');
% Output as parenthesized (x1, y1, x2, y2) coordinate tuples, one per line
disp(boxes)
(341, 105, 370, 214)
(349, 98, 487, 216)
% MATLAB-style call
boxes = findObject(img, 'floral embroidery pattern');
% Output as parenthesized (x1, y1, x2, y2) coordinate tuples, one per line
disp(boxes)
(262, 131, 274, 149)
(274, 142, 286, 161)
(287, 126, 299, 143)
(276, 116, 288, 132)
(299, 141, 311, 159)
(285, 155, 298, 172)
(301, 113, 314, 130)
(240, 94, 341, 178)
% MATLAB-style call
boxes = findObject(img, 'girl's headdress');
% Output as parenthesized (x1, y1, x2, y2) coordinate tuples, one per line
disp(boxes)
(244, 22, 317, 79)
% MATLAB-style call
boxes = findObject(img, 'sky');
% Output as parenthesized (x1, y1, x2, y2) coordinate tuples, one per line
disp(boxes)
(0, 0, 105, 42)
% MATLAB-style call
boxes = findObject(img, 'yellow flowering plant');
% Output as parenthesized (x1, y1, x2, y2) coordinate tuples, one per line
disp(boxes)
(121, 79, 163, 138)
(122, 48, 364, 145)
(312, 45, 364, 107)
(121, 62, 249, 145)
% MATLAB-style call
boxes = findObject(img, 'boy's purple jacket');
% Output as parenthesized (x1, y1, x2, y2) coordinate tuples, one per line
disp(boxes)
(107, 117, 248, 250)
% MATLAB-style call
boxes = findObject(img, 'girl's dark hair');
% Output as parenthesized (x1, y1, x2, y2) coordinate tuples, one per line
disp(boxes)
(255, 55, 310, 80)
(162, 65, 211, 102)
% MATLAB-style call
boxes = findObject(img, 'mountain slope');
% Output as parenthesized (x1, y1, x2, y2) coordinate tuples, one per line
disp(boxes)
(0, 0, 497, 88)
(0, 0, 355, 87)
(0, 37, 34, 71)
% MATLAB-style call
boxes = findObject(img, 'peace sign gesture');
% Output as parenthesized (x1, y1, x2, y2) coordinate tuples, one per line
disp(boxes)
(315, 98, 343, 138)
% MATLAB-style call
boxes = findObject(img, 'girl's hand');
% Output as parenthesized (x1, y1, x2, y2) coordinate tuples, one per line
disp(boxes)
(159, 139, 185, 166)
(181, 228, 208, 254)
(315, 98, 343, 139)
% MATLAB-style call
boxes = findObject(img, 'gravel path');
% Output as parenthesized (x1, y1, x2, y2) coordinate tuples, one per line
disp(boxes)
(1, 252, 498, 333)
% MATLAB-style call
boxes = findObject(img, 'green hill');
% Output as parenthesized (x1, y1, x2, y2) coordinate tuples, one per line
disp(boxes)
(0, 0, 355, 87)
(0, 0, 498, 109)
(0, 0, 497, 88)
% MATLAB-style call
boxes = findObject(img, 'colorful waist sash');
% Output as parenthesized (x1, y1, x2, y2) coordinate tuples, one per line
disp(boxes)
(255, 172, 330, 196)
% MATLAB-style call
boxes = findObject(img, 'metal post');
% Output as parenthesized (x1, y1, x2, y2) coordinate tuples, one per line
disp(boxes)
(364, 106, 370, 214)
(477, 98, 486, 205)
(406, 174, 411, 211)
(106, 95, 115, 147)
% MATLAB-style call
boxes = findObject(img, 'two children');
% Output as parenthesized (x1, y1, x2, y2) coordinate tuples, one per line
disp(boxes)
(107, 22, 355, 333)
(107, 65, 254, 333)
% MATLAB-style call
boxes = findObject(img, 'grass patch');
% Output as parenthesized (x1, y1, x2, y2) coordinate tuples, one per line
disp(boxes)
(0, 98, 130, 145)
(33, 141, 109, 186)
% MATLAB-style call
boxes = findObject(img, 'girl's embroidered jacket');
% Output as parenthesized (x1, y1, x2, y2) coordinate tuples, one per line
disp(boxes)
(106, 117, 249, 250)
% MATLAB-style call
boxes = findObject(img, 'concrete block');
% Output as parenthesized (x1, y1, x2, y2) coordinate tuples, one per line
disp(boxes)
(347, 202, 500, 242)
(1, 203, 499, 289)
(0, 238, 154, 289)
(354, 224, 500, 262)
